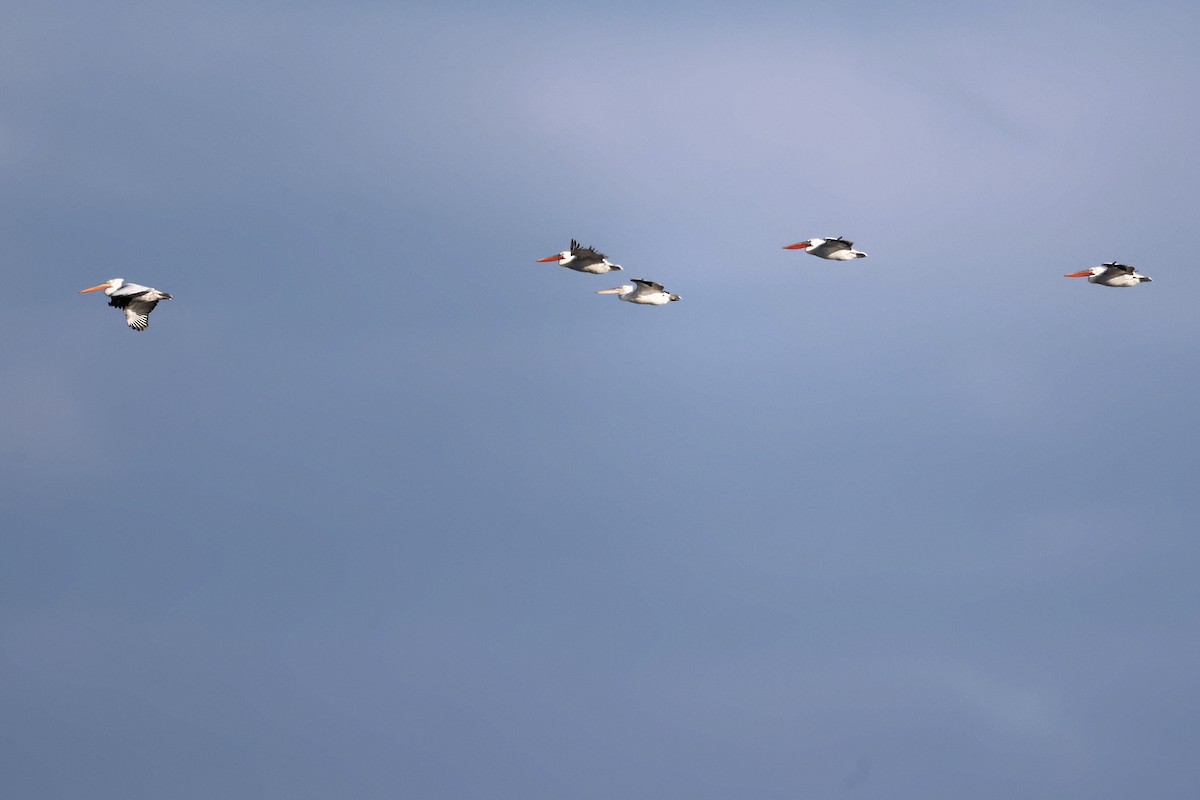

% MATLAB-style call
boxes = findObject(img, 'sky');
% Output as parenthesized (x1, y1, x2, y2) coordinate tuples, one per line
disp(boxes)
(2, 1, 1199, 797)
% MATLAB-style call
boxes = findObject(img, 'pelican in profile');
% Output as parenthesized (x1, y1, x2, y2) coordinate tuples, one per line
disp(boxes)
(79, 278, 173, 330)
(596, 279, 681, 306)
(783, 236, 867, 260)
(537, 239, 623, 274)
(1065, 262, 1152, 287)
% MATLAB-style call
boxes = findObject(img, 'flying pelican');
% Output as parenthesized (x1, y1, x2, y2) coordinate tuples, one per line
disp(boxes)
(783, 236, 867, 260)
(1064, 262, 1152, 287)
(537, 239, 623, 274)
(79, 278, 173, 330)
(596, 279, 681, 306)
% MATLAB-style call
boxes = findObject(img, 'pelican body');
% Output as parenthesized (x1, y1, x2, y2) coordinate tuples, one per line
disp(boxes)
(79, 278, 173, 330)
(1065, 262, 1152, 287)
(537, 239, 622, 274)
(783, 236, 867, 260)
(596, 279, 681, 306)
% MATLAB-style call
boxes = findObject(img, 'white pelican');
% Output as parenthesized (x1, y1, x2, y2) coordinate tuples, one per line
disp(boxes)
(79, 278, 173, 330)
(783, 236, 867, 260)
(537, 239, 623, 274)
(596, 279, 681, 306)
(1065, 262, 1152, 287)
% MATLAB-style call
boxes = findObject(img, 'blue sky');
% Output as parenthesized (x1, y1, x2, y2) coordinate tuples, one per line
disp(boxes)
(2, 1, 1199, 797)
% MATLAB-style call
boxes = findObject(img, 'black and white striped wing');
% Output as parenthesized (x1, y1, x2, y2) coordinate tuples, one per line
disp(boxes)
(121, 297, 159, 331)
(632, 279, 665, 292)
(104, 287, 151, 330)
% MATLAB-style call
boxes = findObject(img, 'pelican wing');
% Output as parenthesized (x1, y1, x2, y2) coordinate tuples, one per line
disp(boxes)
(1103, 262, 1136, 274)
(632, 279, 665, 292)
(569, 240, 607, 265)
(106, 286, 151, 308)
(120, 298, 159, 331)
(806, 239, 853, 258)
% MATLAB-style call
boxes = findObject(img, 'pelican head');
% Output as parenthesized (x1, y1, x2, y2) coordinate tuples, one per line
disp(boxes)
(783, 239, 816, 251)
(537, 250, 572, 265)
(78, 278, 125, 296)
(596, 284, 633, 296)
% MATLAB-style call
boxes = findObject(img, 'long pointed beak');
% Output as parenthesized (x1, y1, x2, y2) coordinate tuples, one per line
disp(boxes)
(536, 255, 561, 263)
(596, 287, 624, 294)
(78, 283, 110, 293)
(783, 241, 812, 250)
(1064, 271, 1093, 278)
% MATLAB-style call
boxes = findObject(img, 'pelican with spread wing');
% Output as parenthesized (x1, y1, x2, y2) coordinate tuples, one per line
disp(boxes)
(1065, 262, 1152, 287)
(537, 240, 623, 274)
(596, 279, 681, 306)
(79, 279, 173, 330)
(783, 236, 867, 260)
